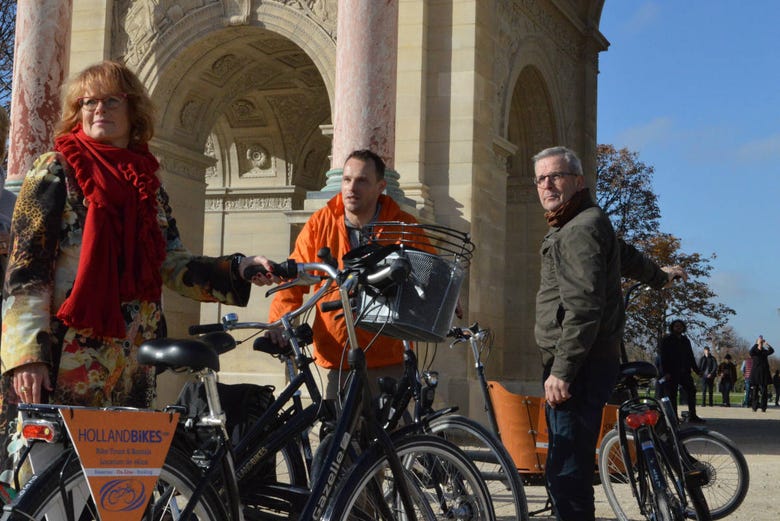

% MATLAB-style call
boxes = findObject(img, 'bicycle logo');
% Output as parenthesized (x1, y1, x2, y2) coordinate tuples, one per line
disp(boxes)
(99, 478, 147, 512)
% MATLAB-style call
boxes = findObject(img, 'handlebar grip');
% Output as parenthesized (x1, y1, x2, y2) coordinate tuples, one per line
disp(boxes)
(365, 256, 411, 286)
(189, 323, 224, 335)
(243, 259, 298, 280)
(320, 300, 344, 313)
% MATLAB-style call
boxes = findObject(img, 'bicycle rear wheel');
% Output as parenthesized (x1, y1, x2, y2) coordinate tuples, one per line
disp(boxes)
(677, 428, 749, 519)
(598, 428, 748, 520)
(2, 444, 226, 521)
(325, 434, 496, 521)
(427, 414, 529, 520)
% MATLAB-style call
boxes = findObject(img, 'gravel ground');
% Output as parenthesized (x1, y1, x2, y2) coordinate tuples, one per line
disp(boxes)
(521, 402, 778, 521)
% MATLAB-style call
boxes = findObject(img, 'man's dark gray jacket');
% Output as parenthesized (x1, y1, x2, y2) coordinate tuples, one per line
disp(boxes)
(535, 196, 668, 383)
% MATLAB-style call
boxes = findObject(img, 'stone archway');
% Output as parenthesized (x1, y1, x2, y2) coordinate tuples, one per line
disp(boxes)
(501, 65, 558, 389)
(109, 2, 336, 393)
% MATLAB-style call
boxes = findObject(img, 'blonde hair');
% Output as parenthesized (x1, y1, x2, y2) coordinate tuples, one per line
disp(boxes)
(0, 105, 9, 161)
(55, 60, 155, 145)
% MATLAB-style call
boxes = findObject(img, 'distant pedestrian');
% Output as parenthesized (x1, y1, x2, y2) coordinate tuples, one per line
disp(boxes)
(749, 335, 774, 412)
(741, 358, 753, 407)
(717, 354, 737, 407)
(773, 370, 780, 407)
(698, 347, 718, 406)
(658, 319, 704, 423)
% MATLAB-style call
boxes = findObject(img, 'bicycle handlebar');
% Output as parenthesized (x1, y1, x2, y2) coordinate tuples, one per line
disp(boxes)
(242, 258, 299, 280)
(191, 248, 413, 337)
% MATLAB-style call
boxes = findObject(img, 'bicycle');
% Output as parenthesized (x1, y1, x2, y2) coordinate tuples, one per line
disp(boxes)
(374, 327, 529, 521)
(3, 237, 495, 521)
(596, 283, 749, 521)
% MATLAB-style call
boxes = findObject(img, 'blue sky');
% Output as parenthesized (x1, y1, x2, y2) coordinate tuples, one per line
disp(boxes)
(597, 2, 780, 349)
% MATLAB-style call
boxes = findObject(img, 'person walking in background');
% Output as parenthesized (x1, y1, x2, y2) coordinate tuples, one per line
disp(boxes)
(698, 346, 718, 406)
(0, 61, 280, 481)
(749, 336, 774, 412)
(741, 357, 753, 407)
(772, 370, 780, 407)
(658, 319, 705, 423)
(717, 353, 737, 407)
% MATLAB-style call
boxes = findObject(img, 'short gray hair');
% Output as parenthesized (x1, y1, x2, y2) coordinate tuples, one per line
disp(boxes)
(531, 146, 583, 176)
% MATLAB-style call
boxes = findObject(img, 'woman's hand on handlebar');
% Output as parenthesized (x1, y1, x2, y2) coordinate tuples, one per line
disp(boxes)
(239, 255, 284, 286)
(661, 265, 687, 288)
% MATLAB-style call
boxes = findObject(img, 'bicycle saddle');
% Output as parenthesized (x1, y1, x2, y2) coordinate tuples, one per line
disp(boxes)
(138, 335, 224, 372)
(618, 361, 658, 380)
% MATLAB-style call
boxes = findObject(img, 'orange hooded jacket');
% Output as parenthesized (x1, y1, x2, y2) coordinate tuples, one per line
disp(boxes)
(268, 193, 420, 369)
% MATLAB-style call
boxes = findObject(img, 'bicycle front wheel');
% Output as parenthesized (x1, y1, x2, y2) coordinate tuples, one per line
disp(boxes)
(427, 414, 529, 520)
(3, 444, 227, 521)
(325, 434, 496, 521)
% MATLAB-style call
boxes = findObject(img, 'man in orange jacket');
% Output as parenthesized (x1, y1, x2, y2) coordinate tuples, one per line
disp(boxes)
(267, 149, 419, 399)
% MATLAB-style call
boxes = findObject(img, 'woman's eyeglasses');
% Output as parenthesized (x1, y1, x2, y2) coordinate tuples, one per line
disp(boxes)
(77, 93, 128, 112)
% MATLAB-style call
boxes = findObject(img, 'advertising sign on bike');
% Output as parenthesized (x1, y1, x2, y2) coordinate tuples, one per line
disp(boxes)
(60, 408, 179, 521)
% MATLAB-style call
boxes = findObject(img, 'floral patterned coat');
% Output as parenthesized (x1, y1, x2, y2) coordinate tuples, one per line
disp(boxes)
(0, 151, 250, 414)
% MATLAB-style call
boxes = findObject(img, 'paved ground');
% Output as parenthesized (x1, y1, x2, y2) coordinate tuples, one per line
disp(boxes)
(523, 402, 779, 521)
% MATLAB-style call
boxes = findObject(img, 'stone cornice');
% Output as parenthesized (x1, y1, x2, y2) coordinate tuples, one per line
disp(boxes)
(151, 138, 216, 182)
(205, 186, 306, 213)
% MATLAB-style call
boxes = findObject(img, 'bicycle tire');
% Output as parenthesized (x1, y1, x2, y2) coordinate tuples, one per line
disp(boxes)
(598, 428, 748, 520)
(2, 443, 227, 521)
(427, 414, 529, 520)
(677, 428, 749, 519)
(324, 434, 496, 521)
(652, 486, 679, 521)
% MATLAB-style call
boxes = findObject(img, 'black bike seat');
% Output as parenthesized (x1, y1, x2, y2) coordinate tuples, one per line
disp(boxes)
(138, 337, 222, 372)
(618, 361, 658, 380)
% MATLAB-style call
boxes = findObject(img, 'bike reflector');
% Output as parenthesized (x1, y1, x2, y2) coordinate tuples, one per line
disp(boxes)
(625, 409, 660, 429)
(22, 420, 59, 443)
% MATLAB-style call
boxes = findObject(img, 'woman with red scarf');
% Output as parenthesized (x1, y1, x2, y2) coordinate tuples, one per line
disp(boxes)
(0, 61, 278, 477)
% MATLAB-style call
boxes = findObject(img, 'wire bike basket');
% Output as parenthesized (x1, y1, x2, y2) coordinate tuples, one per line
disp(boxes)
(350, 222, 474, 343)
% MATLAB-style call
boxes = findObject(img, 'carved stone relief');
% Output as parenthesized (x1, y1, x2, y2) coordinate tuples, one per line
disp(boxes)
(205, 195, 294, 212)
(495, 1, 583, 134)
(240, 143, 275, 178)
(115, 0, 219, 66)
(274, 0, 337, 38)
(204, 134, 218, 179)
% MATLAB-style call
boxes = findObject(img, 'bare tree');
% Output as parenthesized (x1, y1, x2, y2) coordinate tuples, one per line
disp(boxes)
(596, 144, 661, 243)
(0, 1, 15, 111)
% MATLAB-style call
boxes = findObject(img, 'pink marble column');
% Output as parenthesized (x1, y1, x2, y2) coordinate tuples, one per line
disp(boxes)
(6, 0, 73, 189)
(331, 0, 399, 170)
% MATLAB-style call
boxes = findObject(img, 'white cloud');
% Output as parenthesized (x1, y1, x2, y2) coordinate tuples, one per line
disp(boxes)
(709, 270, 752, 301)
(614, 116, 674, 149)
(622, 2, 662, 34)
(736, 133, 780, 162)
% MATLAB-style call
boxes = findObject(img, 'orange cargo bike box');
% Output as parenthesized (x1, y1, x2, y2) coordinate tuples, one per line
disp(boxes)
(487, 381, 618, 477)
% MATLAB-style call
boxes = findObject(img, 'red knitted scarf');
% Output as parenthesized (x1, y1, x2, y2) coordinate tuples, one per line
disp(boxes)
(54, 126, 166, 338)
